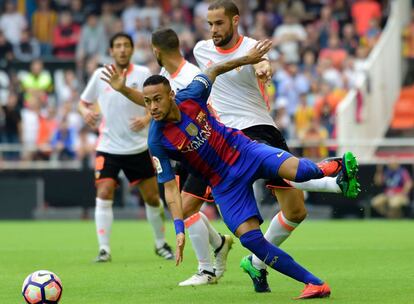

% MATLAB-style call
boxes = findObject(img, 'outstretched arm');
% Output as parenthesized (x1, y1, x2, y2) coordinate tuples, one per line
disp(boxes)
(164, 179, 185, 266)
(204, 39, 272, 83)
(100, 64, 145, 107)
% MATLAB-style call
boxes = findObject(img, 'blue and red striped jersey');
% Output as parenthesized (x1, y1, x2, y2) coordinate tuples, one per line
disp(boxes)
(148, 74, 251, 185)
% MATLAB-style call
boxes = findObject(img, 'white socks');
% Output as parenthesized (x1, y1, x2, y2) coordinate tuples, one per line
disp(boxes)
(185, 212, 215, 273)
(289, 177, 341, 193)
(145, 199, 166, 249)
(252, 211, 300, 270)
(199, 211, 222, 250)
(95, 198, 113, 253)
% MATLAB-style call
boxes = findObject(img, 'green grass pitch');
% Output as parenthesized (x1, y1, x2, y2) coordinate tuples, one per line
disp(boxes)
(1, 220, 413, 303)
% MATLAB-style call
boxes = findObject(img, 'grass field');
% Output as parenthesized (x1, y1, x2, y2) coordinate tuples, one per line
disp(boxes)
(1, 220, 413, 303)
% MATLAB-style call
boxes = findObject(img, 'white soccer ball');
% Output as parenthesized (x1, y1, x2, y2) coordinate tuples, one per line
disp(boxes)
(22, 270, 63, 304)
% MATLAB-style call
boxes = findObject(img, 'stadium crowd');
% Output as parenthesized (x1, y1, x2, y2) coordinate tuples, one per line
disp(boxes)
(0, 0, 386, 162)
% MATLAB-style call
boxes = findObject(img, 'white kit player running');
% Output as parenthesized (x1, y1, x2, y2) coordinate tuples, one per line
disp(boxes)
(79, 33, 174, 262)
(179, 0, 360, 293)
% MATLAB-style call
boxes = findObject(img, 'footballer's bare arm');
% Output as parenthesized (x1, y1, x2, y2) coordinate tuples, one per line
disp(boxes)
(100, 64, 145, 107)
(204, 39, 272, 83)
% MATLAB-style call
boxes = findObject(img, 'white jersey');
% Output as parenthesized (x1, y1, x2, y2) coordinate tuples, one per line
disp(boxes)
(159, 60, 201, 92)
(80, 64, 151, 155)
(194, 36, 275, 130)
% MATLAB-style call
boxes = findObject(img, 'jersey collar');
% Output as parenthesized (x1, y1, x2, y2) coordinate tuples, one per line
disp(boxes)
(215, 35, 244, 54)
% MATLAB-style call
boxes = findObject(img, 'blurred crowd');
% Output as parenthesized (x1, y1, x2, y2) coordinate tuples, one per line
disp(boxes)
(0, 0, 392, 163)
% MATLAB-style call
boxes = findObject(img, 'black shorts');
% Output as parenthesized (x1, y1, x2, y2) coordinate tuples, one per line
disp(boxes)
(242, 124, 291, 188)
(175, 162, 213, 202)
(95, 150, 155, 185)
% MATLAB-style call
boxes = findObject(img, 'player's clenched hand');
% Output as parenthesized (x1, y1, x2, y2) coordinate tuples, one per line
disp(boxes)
(83, 109, 100, 129)
(129, 116, 148, 132)
(175, 233, 185, 266)
(255, 64, 272, 85)
(246, 39, 272, 65)
(100, 64, 127, 92)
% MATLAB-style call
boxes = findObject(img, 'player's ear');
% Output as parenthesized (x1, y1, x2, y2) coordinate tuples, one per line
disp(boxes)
(169, 89, 175, 100)
(232, 15, 239, 27)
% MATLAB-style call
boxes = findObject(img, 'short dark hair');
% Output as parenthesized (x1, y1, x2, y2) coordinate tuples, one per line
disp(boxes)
(208, 0, 239, 18)
(143, 75, 171, 90)
(151, 28, 180, 51)
(110, 32, 134, 48)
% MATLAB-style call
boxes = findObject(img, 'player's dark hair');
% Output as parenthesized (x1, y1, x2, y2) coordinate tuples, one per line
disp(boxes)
(143, 75, 171, 90)
(110, 32, 134, 48)
(208, 0, 239, 18)
(151, 28, 180, 51)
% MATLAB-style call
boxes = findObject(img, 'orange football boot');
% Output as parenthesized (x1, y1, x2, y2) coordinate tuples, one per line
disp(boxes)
(294, 282, 331, 300)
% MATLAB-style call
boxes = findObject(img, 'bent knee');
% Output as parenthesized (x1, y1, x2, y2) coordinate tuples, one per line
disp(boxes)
(182, 193, 204, 218)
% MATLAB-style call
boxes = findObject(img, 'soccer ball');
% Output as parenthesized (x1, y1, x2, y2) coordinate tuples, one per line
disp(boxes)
(22, 270, 63, 304)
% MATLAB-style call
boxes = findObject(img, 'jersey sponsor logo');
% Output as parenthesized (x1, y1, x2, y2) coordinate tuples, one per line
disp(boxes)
(152, 156, 163, 174)
(185, 123, 199, 136)
(182, 121, 212, 153)
(194, 76, 209, 89)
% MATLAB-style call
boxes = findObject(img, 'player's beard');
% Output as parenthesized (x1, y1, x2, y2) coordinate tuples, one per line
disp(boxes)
(213, 28, 234, 47)
(155, 52, 163, 67)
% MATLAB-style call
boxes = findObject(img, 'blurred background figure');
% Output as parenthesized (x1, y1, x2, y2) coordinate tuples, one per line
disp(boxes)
(371, 162, 413, 219)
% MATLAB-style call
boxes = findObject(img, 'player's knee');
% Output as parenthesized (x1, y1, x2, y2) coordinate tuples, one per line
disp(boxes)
(283, 206, 307, 223)
(182, 194, 203, 218)
(97, 187, 114, 200)
(142, 193, 160, 207)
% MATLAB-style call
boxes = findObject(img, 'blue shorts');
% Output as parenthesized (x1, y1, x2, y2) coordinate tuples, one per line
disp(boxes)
(212, 141, 292, 233)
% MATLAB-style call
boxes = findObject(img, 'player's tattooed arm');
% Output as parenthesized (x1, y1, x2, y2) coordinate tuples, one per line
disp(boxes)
(100, 64, 146, 107)
(164, 179, 186, 265)
(204, 39, 272, 83)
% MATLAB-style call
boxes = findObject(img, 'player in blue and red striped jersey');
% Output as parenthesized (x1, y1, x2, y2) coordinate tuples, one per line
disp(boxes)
(102, 39, 357, 299)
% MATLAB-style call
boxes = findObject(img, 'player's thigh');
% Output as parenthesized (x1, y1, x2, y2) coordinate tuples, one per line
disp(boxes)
(273, 187, 306, 222)
(182, 174, 213, 217)
(213, 183, 262, 236)
(389, 194, 409, 208)
(137, 176, 160, 205)
(121, 150, 159, 203)
(95, 152, 120, 199)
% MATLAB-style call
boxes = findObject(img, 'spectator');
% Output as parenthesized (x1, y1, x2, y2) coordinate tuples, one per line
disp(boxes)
(342, 23, 360, 56)
(300, 118, 329, 159)
(332, 0, 351, 29)
(0, 0, 27, 45)
(100, 2, 117, 38)
(363, 18, 382, 49)
(34, 104, 58, 160)
(313, 6, 339, 49)
(52, 11, 81, 59)
(371, 162, 413, 219)
(352, 0, 381, 36)
(32, 0, 58, 56)
(272, 96, 291, 140)
(0, 69, 10, 103)
(294, 93, 315, 139)
(51, 118, 76, 160)
(319, 34, 348, 70)
(2, 92, 21, 160)
(402, 9, 414, 85)
(75, 125, 97, 166)
(69, 0, 86, 26)
(138, 0, 161, 30)
(21, 96, 40, 160)
(0, 30, 14, 69)
(13, 29, 41, 62)
(75, 12, 107, 66)
(276, 62, 310, 117)
(21, 59, 53, 105)
(273, 13, 307, 64)
(55, 69, 79, 106)
(122, 0, 140, 35)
